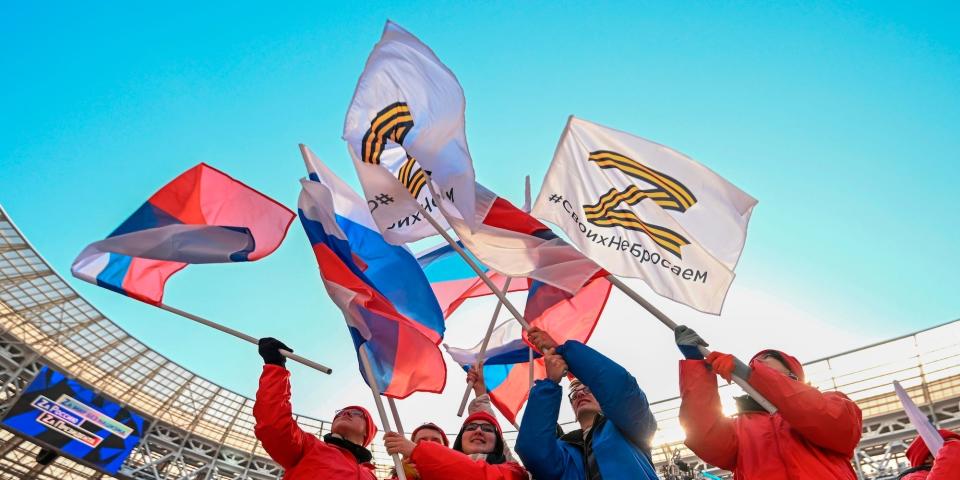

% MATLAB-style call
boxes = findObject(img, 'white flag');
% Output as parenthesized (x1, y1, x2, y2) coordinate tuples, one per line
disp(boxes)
(343, 21, 475, 244)
(532, 117, 757, 314)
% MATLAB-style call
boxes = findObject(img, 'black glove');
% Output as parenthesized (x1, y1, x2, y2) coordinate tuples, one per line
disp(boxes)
(674, 325, 708, 360)
(258, 337, 292, 366)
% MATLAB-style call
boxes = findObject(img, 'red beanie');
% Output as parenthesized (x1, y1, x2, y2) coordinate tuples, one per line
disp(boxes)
(340, 405, 378, 447)
(906, 429, 960, 467)
(462, 411, 502, 437)
(750, 349, 805, 383)
(411, 422, 449, 447)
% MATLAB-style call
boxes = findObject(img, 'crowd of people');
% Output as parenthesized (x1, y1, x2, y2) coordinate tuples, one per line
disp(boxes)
(251, 329, 958, 479)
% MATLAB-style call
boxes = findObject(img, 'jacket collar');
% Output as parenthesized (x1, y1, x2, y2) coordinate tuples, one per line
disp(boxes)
(323, 433, 373, 464)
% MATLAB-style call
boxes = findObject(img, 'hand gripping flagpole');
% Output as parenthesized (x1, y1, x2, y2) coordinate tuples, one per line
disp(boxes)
(457, 277, 514, 417)
(603, 276, 778, 413)
(358, 347, 407, 480)
(158, 304, 333, 374)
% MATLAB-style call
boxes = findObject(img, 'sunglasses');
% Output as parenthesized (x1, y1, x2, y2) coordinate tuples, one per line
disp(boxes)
(567, 384, 592, 402)
(334, 408, 365, 420)
(463, 422, 496, 434)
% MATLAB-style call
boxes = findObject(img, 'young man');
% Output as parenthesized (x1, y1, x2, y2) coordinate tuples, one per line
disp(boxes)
(253, 338, 377, 479)
(515, 327, 659, 479)
(389, 423, 450, 480)
(899, 429, 960, 479)
(675, 325, 863, 479)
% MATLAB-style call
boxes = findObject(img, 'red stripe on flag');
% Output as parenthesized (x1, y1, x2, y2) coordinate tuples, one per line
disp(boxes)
(481, 196, 550, 235)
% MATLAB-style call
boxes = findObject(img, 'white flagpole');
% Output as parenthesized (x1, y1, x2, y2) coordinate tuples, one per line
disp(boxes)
(413, 196, 531, 331)
(158, 303, 332, 374)
(894, 380, 943, 455)
(358, 347, 407, 480)
(604, 275, 778, 413)
(387, 398, 405, 436)
(528, 346, 534, 389)
(457, 278, 513, 417)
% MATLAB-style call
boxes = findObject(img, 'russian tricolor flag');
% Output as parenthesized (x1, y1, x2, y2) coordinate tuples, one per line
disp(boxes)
(444, 183, 604, 295)
(445, 320, 544, 425)
(71, 163, 294, 305)
(297, 145, 446, 398)
(523, 273, 611, 349)
(416, 242, 528, 319)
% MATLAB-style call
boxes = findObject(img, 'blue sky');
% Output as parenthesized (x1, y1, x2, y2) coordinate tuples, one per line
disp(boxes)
(2, 2, 958, 427)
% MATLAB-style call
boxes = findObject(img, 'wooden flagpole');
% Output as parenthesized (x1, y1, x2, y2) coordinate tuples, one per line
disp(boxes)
(604, 275, 778, 413)
(158, 303, 332, 374)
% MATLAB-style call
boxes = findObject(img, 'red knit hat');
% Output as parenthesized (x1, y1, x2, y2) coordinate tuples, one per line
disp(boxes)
(411, 422, 449, 447)
(462, 411, 502, 436)
(750, 349, 805, 383)
(906, 429, 960, 467)
(453, 411, 505, 456)
(339, 405, 378, 447)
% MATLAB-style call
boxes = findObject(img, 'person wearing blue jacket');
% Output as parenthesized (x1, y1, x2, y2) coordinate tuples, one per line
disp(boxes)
(516, 327, 659, 480)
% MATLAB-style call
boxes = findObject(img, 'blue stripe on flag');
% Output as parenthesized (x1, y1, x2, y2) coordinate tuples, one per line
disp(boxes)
(299, 210, 368, 281)
(109, 202, 181, 237)
(337, 215, 444, 338)
(349, 308, 400, 391)
(96, 253, 132, 296)
(416, 243, 488, 283)
(463, 363, 514, 392)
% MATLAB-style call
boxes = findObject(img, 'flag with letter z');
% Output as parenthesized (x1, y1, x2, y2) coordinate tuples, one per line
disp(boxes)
(532, 117, 757, 314)
(343, 21, 476, 244)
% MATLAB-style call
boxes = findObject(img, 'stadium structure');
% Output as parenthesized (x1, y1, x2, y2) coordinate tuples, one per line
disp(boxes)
(0, 203, 958, 480)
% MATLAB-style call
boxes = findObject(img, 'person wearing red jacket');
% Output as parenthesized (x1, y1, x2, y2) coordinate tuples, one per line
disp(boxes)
(675, 326, 863, 479)
(253, 338, 378, 480)
(898, 429, 960, 479)
(384, 411, 527, 480)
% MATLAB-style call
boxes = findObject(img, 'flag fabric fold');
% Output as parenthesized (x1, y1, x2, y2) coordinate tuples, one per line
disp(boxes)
(344, 21, 476, 244)
(298, 145, 446, 398)
(415, 241, 528, 319)
(441, 183, 603, 295)
(445, 271, 610, 423)
(522, 273, 612, 349)
(71, 163, 294, 305)
(532, 116, 757, 314)
(445, 320, 544, 425)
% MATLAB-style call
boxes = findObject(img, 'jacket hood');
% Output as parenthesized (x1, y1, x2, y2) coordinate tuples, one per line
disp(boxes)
(750, 349, 805, 383)
(340, 405, 378, 447)
(906, 429, 960, 467)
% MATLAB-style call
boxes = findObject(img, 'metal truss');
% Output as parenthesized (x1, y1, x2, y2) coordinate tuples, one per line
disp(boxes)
(2, 202, 960, 480)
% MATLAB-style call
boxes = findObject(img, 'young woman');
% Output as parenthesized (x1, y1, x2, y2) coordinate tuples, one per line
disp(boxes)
(384, 411, 527, 480)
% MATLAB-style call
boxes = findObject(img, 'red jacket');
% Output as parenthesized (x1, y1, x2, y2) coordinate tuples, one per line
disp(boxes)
(409, 441, 527, 480)
(679, 352, 862, 479)
(901, 434, 960, 479)
(253, 365, 377, 480)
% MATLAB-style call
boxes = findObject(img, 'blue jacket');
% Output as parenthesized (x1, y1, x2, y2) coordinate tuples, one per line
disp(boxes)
(515, 340, 659, 480)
